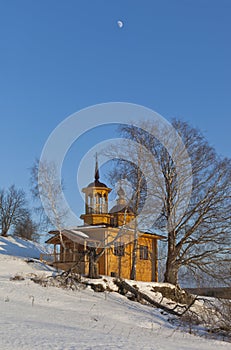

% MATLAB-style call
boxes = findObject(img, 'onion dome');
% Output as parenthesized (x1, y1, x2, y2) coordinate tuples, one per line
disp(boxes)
(109, 186, 133, 214)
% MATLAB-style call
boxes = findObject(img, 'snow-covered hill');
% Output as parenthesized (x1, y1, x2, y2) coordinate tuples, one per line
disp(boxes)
(0, 235, 50, 259)
(0, 237, 230, 350)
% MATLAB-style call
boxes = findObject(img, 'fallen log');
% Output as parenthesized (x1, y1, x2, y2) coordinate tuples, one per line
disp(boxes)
(115, 279, 196, 317)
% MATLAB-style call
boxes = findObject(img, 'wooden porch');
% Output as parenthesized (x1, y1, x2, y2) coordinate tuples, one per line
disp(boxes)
(40, 250, 88, 274)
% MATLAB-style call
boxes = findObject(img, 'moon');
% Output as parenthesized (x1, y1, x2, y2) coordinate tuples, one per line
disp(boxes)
(117, 20, 124, 28)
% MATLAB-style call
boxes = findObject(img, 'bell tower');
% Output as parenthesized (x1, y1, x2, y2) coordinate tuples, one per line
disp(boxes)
(80, 155, 112, 226)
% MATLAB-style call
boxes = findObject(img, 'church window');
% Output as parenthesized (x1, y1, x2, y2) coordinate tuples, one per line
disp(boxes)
(139, 245, 149, 260)
(114, 242, 125, 256)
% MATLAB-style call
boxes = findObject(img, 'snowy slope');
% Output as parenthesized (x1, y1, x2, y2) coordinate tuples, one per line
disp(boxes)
(0, 238, 230, 350)
(0, 235, 50, 259)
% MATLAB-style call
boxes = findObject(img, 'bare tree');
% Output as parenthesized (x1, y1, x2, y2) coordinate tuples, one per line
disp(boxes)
(106, 150, 148, 280)
(129, 142, 146, 280)
(109, 119, 231, 286)
(0, 185, 28, 237)
(30, 159, 68, 247)
(13, 213, 39, 242)
(30, 159, 51, 231)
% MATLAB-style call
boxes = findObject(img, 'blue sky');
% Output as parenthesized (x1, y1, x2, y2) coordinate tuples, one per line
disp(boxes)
(0, 1, 230, 222)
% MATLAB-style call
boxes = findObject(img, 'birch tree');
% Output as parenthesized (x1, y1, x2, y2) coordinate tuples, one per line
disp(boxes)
(106, 136, 153, 281)
(30, 159, 67, 247)
(109, 119, 231, 286)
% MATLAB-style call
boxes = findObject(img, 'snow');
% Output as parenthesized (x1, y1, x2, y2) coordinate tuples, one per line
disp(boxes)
(0, 236, 51, 259)
(0, 237, 230, 349)
(62, 229, 89, 242)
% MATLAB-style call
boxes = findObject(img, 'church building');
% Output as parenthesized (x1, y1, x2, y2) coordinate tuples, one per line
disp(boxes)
(46, 158, 164, 282)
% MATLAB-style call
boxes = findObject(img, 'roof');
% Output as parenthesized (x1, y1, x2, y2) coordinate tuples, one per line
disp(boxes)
(140, 231, 166, 239)
(116, 226, 166, 240)
(63, 229, 89, 240)
(47, 225, 165, 245)
(87, 179, 108, 188)
(109, 204, 134, 214)
(46, 229, 89, 244)
(86, 154, 109, 188)
(48, 225, 107, 235)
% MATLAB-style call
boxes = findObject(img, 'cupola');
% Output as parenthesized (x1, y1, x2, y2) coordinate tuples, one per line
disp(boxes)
(109, 186, 135, 227)
(80, 154, 112, 226)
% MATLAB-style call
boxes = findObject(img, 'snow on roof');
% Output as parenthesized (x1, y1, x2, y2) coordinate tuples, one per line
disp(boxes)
(49, 225, 165, 240)
(117, 226, 166, 239)
(62, 229, 89, 242)
(48, 225, 107, 235)
(69, 225, 107, 230)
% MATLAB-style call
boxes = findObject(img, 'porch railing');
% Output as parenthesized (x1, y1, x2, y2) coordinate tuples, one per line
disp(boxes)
(40, 252, 87, 264)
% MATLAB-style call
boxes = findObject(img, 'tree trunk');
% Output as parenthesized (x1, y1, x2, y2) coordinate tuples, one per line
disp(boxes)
(164, 227, 179, 285)
(118, 255, 122, 278)
(88, 248, 99, 279)
(115, 279, 188, 317)
(130, 237, 138, 280)
(1, 230, 8, 237)
(164, 254, 179, 285)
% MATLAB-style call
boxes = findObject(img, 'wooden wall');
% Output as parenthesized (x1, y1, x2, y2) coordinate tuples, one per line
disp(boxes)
(99, 232, 158, 282)
(48, 228, 159, 282)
